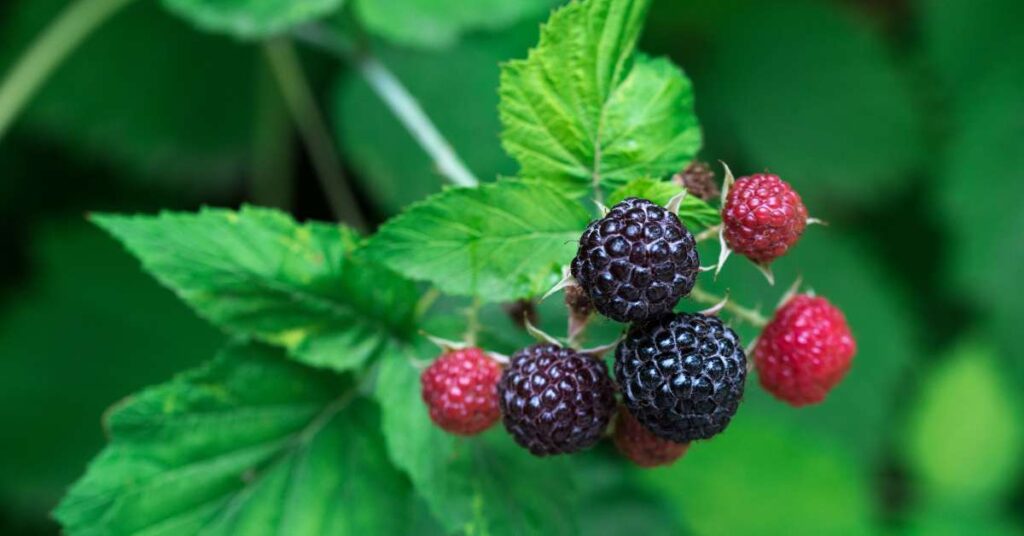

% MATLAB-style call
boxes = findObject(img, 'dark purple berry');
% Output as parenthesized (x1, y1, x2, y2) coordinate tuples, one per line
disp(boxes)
(498, 344, 616, 456)
(615, 312, 746, 442)
(571, 198, 699, 323)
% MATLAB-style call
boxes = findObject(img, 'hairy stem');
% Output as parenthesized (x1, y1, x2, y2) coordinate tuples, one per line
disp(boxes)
(690, 286, 768, 328)
(0, 0, 136, 142)
(264, 39, 369, 230)
(294, 24, 479, 188)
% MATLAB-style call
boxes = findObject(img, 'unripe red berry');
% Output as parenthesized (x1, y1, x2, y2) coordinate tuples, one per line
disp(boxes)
(613, 406, 689, 468)
(421, 348, 502, 435)
(755, 295, 856, 406)
(722, 174, 808, 264)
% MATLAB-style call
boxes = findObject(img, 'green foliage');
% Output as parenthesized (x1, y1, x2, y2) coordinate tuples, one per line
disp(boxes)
(54, 343, 413, 535)
(906, 342, 1023, 505)
(94, 206, 419, 372)
(0, 0, 262, 188)
(353, 0, 559, 48)
(374, 353, 578, 535)
(499, 0, 701, 197)
(163, 0, 343, 38)
(607, 177, 720, 230)
(333, 21, 540, 214)
(700, 0, 922, 204)
(639, 417, 873, 536)
(0, 222, 221, 513)
(367, 180, 591, 302)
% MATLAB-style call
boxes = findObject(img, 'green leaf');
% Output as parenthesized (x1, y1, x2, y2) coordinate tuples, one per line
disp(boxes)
(921, 0, 1024, 93)
(0, 221, 221, 516)
(0, 0, 263, 189)
(333, 20, 542, 214)
(499, 0, 702, 197)
(93, 206, 419, 372)
(374, 353, 578, 535)
(366, 180, 591, 302)
(55, 343, 413, 535)
(353, 0, 559, 48)
(162, 0, 344, 39)
(906, 341, 1023, 505)
(699, 0, 922, 205)
(607, 177, 720, 230)
(638, 418, 873, 536)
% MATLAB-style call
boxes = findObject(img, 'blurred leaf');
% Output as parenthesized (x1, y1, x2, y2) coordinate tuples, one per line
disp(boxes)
(638, 417, 873, 536)
(705, 227, 920, 463)
(607, 177, 720, 230)
(935, 67, 1024, 364)
(575, 449, 683, 535)
(94, 206, 419, 372)
(353, 0, 559, 48)
(162, 0, 343, 39)
(701, 0, 922, 204)
(904, 507, 1024, 536)
(333, 22, 540, 214)
(374, 353, 578, 535)
(367, 180, 590, 302)
(0, 221, 221, 513)
(55, 343, 413, 535)
(906, 341, 1023, 505)
(0, 0, 262, 189)
(920, 0, 1024, 93)
(499, 0, 701, 198)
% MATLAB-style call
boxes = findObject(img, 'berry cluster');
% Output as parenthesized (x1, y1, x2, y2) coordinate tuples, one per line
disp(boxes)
(419, 169, 856, 468)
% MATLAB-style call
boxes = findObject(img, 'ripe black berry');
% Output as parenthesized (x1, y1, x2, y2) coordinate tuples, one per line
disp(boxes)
(571, 197, 699, 323)
(615, 313, 746, 442)
(498, 344, 616, 456)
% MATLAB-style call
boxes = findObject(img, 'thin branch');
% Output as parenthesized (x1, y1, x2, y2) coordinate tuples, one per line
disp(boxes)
(0, 0, 136, 142)
(690, 286, 768, 328)
(294, 24, 479, 188)
(264, 39, 369, 231)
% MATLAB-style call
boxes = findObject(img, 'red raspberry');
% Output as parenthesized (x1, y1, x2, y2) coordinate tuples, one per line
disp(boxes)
(613, 406, 689, 468)
(722, 174, 808, 264)
(421, 348, 502, 435)
(755, 295, 856, 406)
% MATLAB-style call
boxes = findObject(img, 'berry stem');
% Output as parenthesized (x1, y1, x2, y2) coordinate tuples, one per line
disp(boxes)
(294, 24, 480, 188)
(264, 39, 369, 230)
(694, 224, 722, 243)
(690, 287, 768, 328)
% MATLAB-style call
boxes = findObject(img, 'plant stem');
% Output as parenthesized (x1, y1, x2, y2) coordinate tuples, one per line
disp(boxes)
(293, 24, 479, 188)
(264, 39, 369, 230)
(0, 0, 136, 142)
(249, 63, 296, 210)
(695, 224, 722, 243)
(690, 286, 768, 327)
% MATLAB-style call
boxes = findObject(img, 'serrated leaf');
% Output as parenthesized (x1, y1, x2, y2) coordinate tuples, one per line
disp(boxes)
(607, 178, 720, 230)
(366, 180, 591, 302)
(906, 341, 1023, 504)
(0, 221, 221, 514)
(374, 353, 578, 535)
(639, 418, 873, 536)
(93, 206, 418, 372)
(499, 0, 701, 198)
(55, 343, 412, 535)
(353, 0, 559, 48)
(162, 0, 343, 39)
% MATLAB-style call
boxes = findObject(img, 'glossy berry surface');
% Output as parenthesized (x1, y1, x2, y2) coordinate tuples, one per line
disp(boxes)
(498, 344, 616, 456)
(755, 295, 856, 406)
(421, 348, 502, 435)
(613, 406, 689, 467)
(722, 174, 808, 264)
(615, 313, 746, 442)
(571, 197, 699, 323)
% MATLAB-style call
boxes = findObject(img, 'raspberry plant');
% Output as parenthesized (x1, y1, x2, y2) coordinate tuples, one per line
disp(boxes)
(32, 0, 861, 533)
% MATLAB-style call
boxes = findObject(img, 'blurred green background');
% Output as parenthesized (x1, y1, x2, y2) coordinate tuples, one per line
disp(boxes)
(1, 0, 1022, 534)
